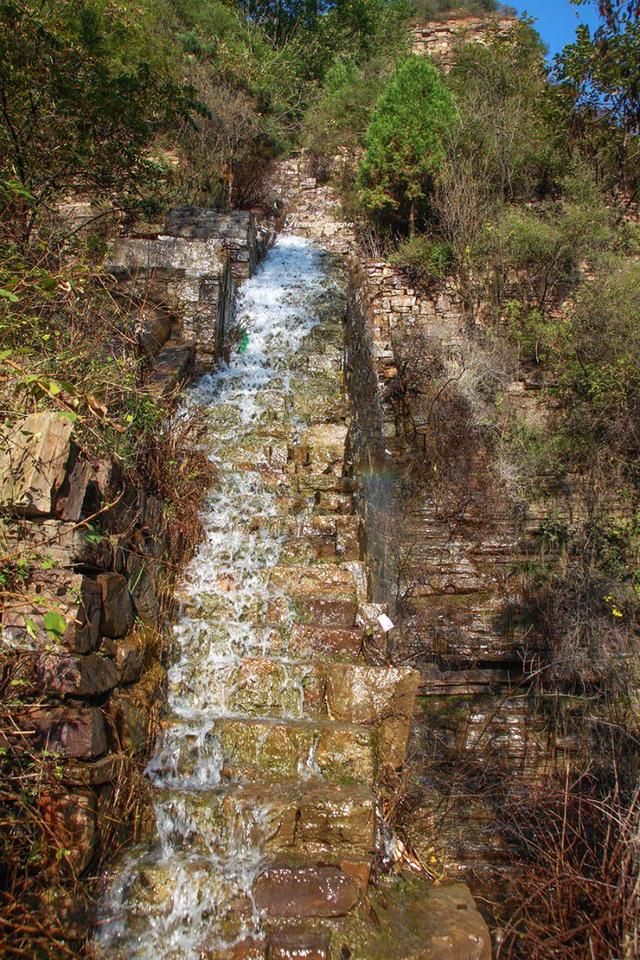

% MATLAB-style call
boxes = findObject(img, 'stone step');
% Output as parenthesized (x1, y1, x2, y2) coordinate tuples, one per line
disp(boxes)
(169, 653, 416, 729)
(170, 620, 365, 666)
(148, 716, 377, 788)
(121, 856, 256, 946)
(268, 562, 367, 602)
(154, 782, 376, 860)
(253, 857, 367, 918)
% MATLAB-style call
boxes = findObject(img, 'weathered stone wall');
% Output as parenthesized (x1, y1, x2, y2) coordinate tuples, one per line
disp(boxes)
(0, 411, 170, 935)
(107, 208, 265, 374)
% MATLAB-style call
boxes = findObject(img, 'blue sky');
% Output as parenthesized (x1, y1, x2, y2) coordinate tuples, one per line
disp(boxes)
(509, 0, 601, 58)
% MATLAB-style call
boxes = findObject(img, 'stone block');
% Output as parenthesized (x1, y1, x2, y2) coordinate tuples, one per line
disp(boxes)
(39, 788, 97, 875)
(97, 572, 133, 638)
(254, 864, 359, 918)
(134, 303, 173, 356)
(325, 664, 420, 770)
(268, 931, 330, 960)
(298, 784, 375, 852)
(37, 652, 119, 697)
(0, 412, 74, 517)
(108, 663, 165, 754)
(113, 628, 149, 684)
(147, 339, 194, 397)
(56, 456, 121, 522)
(61, 754, 120, 787)
(18, 705, 107, 758)
(1, 572, 102, 653)
(0, 518, 113, 570)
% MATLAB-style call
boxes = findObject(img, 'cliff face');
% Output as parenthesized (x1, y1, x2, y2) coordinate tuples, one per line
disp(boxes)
(411, 15, 517, 69)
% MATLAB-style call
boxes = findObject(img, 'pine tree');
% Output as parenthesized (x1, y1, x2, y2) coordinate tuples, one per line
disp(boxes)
(358, 55, 457, 234)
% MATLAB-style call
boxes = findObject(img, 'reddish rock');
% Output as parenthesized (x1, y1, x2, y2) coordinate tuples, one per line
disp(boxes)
(114, 631, 147, 684)
(254, 865, 359, 918)
(108, 664, 165, 754)
(39, 788, 97, 875)
(56, 456, 120, 523)
(298, 597, 357, 628)
(19, 705, 107, 758)
(268, 930, 330, 960)
(97, 572, 134, 638)
(37, 652, 118, 697)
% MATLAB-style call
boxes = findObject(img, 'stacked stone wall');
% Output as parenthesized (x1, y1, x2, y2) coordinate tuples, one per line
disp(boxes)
(0, 206, 264, 941)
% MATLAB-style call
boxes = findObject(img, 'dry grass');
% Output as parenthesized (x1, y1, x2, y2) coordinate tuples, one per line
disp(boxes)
(499, 767, 640, 960)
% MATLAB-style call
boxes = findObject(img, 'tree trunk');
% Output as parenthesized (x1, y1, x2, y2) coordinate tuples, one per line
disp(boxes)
(409, 198, 416, 237)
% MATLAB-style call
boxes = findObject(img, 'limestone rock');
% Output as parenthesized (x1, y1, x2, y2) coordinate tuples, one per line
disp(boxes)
(113, 629, 148, 684)
(298, 784, 375, 852)
(37, 652, 119, 697)
(325, 664, 420, 769)
(56, 456, 121, 523)
(0, 518, 113, 570)
(108, 663, 165, 753)
(147, 339, 194, 397)
(254, 864, 359, 917)
(0, 412, 74, 517)
(61, 754, 120, 787)
(98, 572, 134, 638)
(134, 302, 173, 356)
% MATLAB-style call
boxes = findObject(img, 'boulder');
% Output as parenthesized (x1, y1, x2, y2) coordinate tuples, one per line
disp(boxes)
(97, 572, 134, 638)
(253, 864, 359, 918)
(0, 412, 74, 517)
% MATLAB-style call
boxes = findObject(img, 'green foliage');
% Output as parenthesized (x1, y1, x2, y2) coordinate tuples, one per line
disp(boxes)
(561, 5, 640, 136)
(390, 234, 454, 283)
(358, 55, 457, 231)
(478, 173, 616, 315)
(411, 0, 513, 18)
(0, 0, 192, 227)
(448, 21, 565, 201)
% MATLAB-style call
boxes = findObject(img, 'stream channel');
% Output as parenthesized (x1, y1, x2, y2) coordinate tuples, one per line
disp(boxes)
(95, 234, 355, 957)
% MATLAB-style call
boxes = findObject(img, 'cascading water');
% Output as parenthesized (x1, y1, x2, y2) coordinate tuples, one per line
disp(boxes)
(95, 235, 341, 958)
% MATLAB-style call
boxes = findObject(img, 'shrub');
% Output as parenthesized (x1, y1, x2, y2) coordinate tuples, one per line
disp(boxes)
(390, 235, 454, 284)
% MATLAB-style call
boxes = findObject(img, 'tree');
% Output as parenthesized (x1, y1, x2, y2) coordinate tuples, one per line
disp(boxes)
(357, 55, 456, 233)
(561, 2, 640, 137)
(0, 0, 192, 235)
